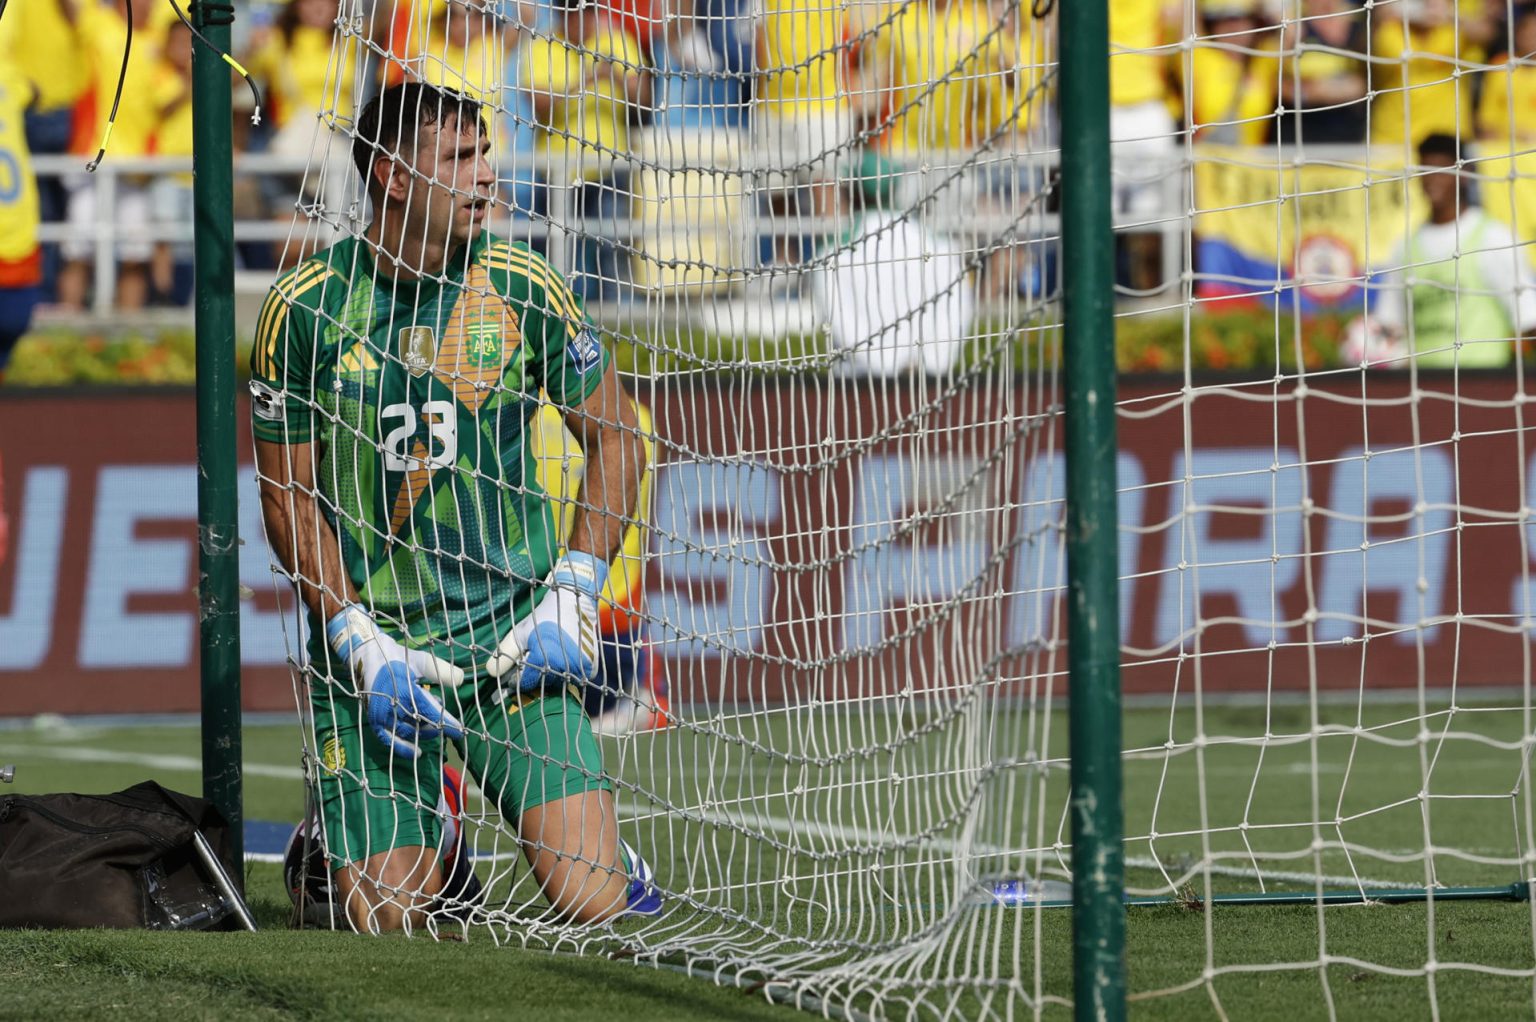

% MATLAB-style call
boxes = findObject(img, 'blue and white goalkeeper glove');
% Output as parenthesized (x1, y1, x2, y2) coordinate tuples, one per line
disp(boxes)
(484, 551, 609, 694)
(326, 605, 466, 759)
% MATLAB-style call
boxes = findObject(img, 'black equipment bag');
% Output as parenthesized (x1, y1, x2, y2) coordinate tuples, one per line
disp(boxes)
(0, 781, 245, 930)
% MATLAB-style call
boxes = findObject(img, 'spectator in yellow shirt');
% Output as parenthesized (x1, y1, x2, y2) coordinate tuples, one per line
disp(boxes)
(250, 0, 359, 142)
(58, 0, 171, 310)
(9, 0, 90, 287)
(150, 20, 194, 303)
(249, 0, 362, 238)
(525, 0, 649, 174)
(750, 0, 860, 270)
(1277, 0, 1369, 144)
(1110, 0, 1178, 154)
(413, 0, 515, 108)
(9, 0, 89, 152)
(754, 0, 849, 159)
(524, 0, 650, 299)
(1110, 0, 1179, 292)
(1371, 0, 1491, 150)
(0, 54, 41, 375)
(994, 0, 1053, 144)
(870, 0, 1036, 157)
(1477, 4, 1536, 149)
(1184, 1, 1279, 146)
(863, 0, 1048, 300)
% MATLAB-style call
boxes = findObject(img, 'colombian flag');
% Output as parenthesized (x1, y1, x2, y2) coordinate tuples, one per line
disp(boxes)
(1193, 147, 1421, 313)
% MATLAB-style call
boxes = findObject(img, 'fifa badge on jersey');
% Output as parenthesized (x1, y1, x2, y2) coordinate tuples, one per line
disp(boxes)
(566, 329, 603, 374)
(249, 379, 284, 421)
(399, 326, 437, 377)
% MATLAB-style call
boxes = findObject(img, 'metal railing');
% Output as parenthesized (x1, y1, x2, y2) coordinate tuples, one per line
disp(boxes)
(34, 153, 319, 320)
(31, 145, 1193, 331)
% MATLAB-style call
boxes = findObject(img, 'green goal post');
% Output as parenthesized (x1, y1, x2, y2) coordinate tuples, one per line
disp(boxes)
(192, 0, 245, 874)
(1059, 1, 1128, 1018)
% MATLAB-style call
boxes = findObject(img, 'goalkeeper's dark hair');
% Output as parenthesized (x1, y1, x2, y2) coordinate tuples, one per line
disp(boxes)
(352, 82, 485, 195)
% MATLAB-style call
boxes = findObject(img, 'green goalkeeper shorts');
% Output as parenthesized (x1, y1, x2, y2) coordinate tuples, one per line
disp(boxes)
(311, 681, 611, 870)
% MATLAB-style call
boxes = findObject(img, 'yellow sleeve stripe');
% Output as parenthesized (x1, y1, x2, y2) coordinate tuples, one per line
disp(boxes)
(258, 301, 292, 380)
(253, 268, 313, 364)
(485, 257, 579, 329)
(481, 249, 583, 339)
(498, 245, 583, 317)
(269, 260, 331, 307)
(253, 291, 287, 379)
(484, 242, 581, 317)
(254, 263, 339, 379)
(254, 262, 327, 376)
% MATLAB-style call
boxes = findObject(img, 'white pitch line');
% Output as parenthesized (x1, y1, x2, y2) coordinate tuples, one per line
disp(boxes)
(1276, 760, 1518, 775)
(631, 807, 1414, 892)
(1123, 855, 1404, 890)
(1, 743, 304, 780)
(656, 807, 1010, 856)
(3, 743, 1431, 890)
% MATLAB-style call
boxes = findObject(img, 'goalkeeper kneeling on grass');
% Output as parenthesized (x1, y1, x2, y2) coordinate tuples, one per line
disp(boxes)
(250, 80, 660, 933)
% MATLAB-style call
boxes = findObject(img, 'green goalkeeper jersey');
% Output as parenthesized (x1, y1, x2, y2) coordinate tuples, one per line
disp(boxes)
(248, 232, 611, 674)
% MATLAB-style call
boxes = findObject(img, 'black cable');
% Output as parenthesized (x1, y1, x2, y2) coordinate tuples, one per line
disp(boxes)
(86, 0, 137, 172)
(87, 0, 265, 173)
(169, 0, 263, 124)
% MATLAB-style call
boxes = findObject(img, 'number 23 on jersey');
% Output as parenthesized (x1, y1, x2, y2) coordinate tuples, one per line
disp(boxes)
(382, 400, 457, 472)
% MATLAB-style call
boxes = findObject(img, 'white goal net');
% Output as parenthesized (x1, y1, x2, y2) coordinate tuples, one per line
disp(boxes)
(251, 0, 1536, 1016)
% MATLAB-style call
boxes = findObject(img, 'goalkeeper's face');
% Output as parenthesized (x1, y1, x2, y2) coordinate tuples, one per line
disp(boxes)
(407, 113, 496, 250)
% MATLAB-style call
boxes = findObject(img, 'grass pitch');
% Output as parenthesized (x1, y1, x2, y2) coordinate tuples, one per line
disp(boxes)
(2, 702, 1534, 1020)
(0, 718, 799, 1022)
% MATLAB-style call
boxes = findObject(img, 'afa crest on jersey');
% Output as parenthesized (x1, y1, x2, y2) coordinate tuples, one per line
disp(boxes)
(465, 320, 503, 368)
(399, 326, 436, 377)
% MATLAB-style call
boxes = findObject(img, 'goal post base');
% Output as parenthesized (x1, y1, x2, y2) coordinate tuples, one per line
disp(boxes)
(1016, 883, 1536, 910)
(1166, 882, 1535, 909)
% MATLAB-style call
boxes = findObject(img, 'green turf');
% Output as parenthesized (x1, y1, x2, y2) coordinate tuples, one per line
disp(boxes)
(3, 702, 1534, 1019)
(0, 923, 802, 1021)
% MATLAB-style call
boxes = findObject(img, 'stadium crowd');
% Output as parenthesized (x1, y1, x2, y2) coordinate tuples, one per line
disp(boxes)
(0, 0, 1531, 315)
